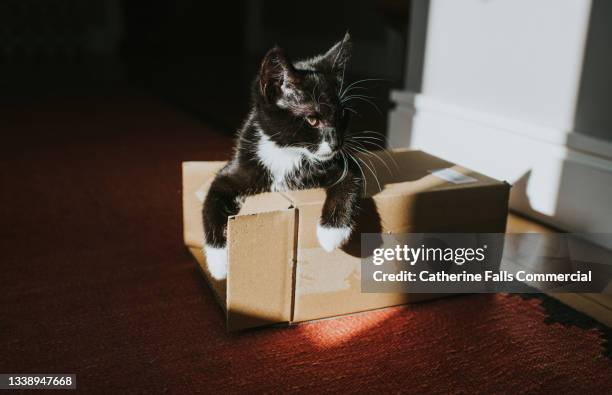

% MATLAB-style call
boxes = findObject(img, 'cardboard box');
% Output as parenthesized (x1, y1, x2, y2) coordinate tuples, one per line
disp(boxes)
(182, 149, 510, 331)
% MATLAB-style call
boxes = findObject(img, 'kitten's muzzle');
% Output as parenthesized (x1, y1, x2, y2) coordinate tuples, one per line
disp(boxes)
(322, 128, 342, 150)
(315, 127, 343, 161)
(317, 151, 336, 160)
(314, 140, 339, 161)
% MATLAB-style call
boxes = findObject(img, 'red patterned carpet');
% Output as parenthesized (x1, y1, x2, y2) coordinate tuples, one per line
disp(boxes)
(1, 95, 611, 393)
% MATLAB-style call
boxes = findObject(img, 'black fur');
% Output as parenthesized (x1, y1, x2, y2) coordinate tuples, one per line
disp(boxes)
(203, 33, 362, 249)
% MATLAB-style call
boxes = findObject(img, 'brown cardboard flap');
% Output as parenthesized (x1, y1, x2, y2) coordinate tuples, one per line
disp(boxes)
(240, 192, 294, 215)
(226, 208, 297, 331)
(281, 150, 503, 204)
(183, 160, 297, 329)
(366, 150, 501, 192)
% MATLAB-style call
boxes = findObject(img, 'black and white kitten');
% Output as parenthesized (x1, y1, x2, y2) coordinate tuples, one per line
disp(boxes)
(203, 33, 363, 280)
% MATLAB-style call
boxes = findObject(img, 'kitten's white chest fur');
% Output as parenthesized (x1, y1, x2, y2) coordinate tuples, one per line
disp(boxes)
(256, 129, 309, 191)
(255, 129, 352, 252)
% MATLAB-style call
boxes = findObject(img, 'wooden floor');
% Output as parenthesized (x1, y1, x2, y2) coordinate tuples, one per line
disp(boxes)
(507, 213, 612, 327)
(506, 212, 561, 233)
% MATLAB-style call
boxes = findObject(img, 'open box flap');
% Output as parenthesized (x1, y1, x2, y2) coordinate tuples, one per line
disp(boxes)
(281, 149, 505, 205)
(226, 208, 297, 331)
(182, 161, 297, 331)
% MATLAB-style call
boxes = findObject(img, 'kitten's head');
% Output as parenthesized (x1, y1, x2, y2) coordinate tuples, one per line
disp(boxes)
(255, 33, 352, 162)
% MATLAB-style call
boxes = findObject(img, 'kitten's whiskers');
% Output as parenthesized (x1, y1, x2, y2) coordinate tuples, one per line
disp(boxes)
(344, 144, 382, 193)
(345, 140, 393, 176)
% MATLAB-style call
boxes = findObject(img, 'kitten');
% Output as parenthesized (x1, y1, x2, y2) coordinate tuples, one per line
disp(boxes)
(202, 33, 363, 280)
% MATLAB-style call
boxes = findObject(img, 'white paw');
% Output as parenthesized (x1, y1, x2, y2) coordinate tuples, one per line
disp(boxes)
(204, 245, 228, 280)
(317, 224, 352, 252)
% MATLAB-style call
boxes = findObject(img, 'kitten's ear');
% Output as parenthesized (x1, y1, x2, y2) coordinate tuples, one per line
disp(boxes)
(320, 32, 352, 76)
(259, 46, 297, 100)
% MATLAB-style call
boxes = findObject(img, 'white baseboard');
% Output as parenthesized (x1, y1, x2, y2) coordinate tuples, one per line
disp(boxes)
(388, 91, 612, 247)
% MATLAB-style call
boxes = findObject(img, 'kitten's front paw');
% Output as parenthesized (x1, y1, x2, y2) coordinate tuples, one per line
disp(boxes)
(317, 223, 352, 252)
(204, 244, 228, 280)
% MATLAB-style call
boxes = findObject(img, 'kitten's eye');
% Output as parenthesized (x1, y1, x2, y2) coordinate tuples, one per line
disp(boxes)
(306, 116, 319, 127)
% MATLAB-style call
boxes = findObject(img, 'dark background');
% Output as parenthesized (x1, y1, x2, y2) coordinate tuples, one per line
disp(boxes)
(0, 2, 416, 388)
(0, 0, 410, 136)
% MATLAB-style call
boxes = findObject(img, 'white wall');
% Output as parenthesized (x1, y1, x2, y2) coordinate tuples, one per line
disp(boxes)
(421, 0, 590, 130)
(389, 0, 612, 245)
